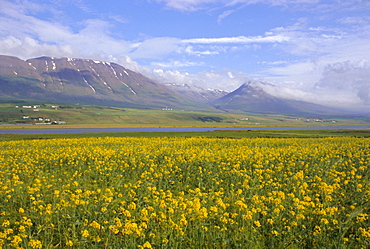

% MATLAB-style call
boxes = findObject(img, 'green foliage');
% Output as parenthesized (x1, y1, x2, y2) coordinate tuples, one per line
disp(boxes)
(192, 116, 224, 122)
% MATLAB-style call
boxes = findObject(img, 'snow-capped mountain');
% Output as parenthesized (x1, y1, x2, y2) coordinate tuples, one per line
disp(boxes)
(164, 83, 229, 103)
(210, 81, 345, 115)
(0, 55, 207, 110)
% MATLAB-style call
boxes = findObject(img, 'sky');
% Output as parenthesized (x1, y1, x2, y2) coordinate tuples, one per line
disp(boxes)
(0, 0, 370, 112)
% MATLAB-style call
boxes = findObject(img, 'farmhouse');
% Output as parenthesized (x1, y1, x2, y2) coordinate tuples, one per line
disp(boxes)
(52, 121, 67, 125)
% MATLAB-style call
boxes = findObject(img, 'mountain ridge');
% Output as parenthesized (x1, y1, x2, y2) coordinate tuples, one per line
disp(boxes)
(0, 55, 358, 116)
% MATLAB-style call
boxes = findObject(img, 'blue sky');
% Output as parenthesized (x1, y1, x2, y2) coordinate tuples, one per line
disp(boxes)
(1, 0, 370, 111)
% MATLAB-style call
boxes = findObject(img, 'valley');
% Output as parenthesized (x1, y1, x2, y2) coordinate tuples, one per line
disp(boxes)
(0, 101, 368, 127)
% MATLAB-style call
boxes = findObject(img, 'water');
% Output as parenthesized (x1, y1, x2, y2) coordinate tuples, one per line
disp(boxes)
(0, 126, 368, 134)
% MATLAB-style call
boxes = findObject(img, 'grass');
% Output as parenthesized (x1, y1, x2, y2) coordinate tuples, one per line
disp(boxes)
(1, 101, 369, 127)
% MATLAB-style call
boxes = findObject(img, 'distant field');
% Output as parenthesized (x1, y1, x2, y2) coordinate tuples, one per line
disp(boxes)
(1, 101, 369, 127)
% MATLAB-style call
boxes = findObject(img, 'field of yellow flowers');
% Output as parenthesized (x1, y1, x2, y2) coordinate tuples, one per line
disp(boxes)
(0, 136, 369, 248)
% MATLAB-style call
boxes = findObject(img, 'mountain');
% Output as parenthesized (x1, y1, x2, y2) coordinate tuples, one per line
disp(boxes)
(0, 55, 207, 110)
(164, 83, 229, 103)
(210, 81, 345, 116)
(0, 55, 356, 116)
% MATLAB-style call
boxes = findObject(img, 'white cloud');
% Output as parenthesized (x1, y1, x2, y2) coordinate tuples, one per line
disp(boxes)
(108, 15, 129, 24)
(0, 1, 134, 60)
(338, 16, 370, 26)
(217, 9, 235, 23)
(182, 35, 289, 44)
(260, 60, 289, 65)
(116, 55, 153, 75)
(184, 46, 219, 56)
(0, 36, 75, 59)
(255, 60, 370, 112)
(315, 61, 370, 103)
(151, 0, 223, 11)
(256, 17, 370, 84)
(153, 0, 336, 12)
(152, 60, 205, 68)
(266, 62, 314, 76)
(129, 37, 181, 59)
(260, 83, 366, 110)
(149, 68, 249, 91)
(226, 0, 321, 6)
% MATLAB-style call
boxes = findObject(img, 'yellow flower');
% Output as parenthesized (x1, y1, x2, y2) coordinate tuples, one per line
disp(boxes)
(10, 235, 22, 246)
(28, 239, 42, 249)
(296, 214, 305, 220)
(359, 227, 370, 238)
(93, 236, 102, 242)
(320, 218, 329, 225)
(18, 225, 26, 233)
(313, 226, 321, 236)
(81, 229, 89, 238)
(66, 240, 74, 246)
(179, 213, 188, 226)
(254, 220, 261, 228)
(89, 221, 101, 229)
(357, 213, 368, 222)
(142, 241, 153, 249)
(128, 202, 137, 210)
(2, 220, 10, 227)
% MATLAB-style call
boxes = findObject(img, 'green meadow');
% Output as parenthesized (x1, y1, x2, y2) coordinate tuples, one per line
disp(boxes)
(1, 101, 369, 127)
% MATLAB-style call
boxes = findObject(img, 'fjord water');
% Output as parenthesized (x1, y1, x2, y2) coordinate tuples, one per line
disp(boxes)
(0, 126, 368, 134)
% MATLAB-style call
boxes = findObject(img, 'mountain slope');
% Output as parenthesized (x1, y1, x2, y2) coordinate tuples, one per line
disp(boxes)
(0, 55, 207, 110)
(210, 81, 344, 115)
